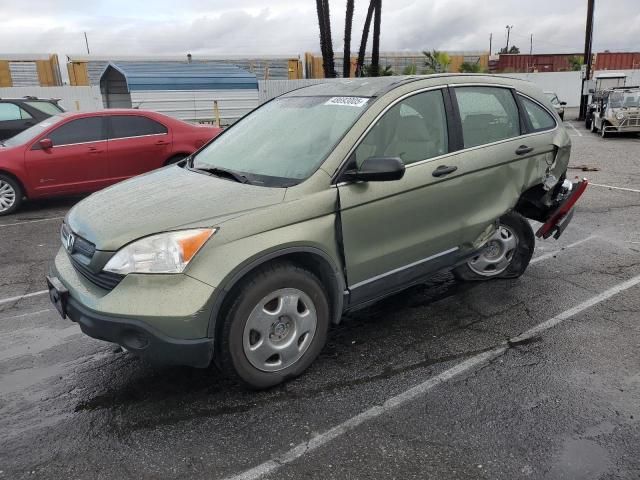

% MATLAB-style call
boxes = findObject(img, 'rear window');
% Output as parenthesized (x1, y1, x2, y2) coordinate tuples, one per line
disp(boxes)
(520, 96, 556, 132)
(48, 117, 106, 146)
(454, 86, 520, 148)
(24, 101, 64, 116)
(109, 115, 168, 139)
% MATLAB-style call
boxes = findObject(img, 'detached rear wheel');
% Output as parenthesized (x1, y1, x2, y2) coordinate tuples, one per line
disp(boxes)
(218, 262, 330, 389)
(0, 174, 22, 216)
(454, 212, 534, 281)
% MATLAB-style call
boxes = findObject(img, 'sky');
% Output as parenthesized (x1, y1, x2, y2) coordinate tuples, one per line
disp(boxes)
(1, 0, 639, 59)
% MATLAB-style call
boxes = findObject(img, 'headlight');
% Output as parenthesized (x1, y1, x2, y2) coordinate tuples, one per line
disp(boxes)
(104, 228, 216, 275)
(615, 112, 625, 120)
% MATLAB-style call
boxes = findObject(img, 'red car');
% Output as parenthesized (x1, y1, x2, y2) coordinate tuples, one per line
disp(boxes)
(0, 109, 221, 215)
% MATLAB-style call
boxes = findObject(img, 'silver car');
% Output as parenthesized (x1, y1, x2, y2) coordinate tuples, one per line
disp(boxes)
(590, 87, 640, 138)
(544, 92, 566, 120)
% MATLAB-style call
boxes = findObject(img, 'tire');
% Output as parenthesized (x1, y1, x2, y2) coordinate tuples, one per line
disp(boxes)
(601, 123, 609, 138)
(217, 262, 330, 389)
(559, 111, 564, 121)
(453, 212, 535, 282)
(164, 154, 189, 166)
(585, 116, 592, 130)
(0, 174, 23, 216)
(590, 119, 598, 133)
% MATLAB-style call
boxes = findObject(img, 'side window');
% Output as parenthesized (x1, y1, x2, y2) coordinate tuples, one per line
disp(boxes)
(110, 115, 168, 139)
(519, 96, 556, 132)
(454, 87, 520, 148)
(354, 89, 448, 166)
(0, 103, 32, 121)
(48, 117, 105, 146)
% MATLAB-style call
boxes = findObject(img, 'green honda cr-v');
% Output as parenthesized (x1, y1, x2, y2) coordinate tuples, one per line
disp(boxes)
(47, 74, 588, 389)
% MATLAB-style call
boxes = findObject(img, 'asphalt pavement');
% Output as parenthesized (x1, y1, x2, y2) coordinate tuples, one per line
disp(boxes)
(1, 115, 639, 480)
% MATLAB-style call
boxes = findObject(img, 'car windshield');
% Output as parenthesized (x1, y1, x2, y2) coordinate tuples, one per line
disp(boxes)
(191, 96, 371, 187)
(609, 91, 640, 108)
(3, 115, 65, 147)
(25, 100, 64, 115)
(544, 93, 559, 105)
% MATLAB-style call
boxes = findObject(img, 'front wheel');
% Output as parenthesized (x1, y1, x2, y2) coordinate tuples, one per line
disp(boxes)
(590, 119, 598, 133)
(453, 212, 535, 281)
(601, 123, 610, 138)
(217, 262, 330, 389)
(0, 174, 23, 216)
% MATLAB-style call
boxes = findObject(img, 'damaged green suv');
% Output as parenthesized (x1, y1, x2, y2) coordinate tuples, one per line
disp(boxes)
(47, 75, 587, 389)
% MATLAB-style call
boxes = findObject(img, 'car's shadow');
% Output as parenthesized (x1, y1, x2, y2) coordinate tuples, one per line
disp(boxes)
(69, 273, 485, 432)
(2, 195, 87, 221)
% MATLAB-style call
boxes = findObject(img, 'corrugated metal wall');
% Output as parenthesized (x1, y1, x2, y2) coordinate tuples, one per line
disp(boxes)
(0, 86, 103, 111)
(129, 89, 260, 125)
(9, 62, 39, 86)
(595, 52, 640, 71)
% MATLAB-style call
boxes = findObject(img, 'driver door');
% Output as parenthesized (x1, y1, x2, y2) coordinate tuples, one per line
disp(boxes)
(338, 88, 464, 304)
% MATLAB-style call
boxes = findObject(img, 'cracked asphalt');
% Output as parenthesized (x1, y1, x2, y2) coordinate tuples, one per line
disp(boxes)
(1, 112, 639, 479)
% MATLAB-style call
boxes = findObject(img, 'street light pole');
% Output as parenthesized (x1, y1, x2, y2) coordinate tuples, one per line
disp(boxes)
(578, 0, 595, 121)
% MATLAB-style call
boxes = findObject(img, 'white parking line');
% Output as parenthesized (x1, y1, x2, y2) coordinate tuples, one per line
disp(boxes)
(0, 290, 48, 306)
(530, 235, 596, 264)
(0, 308, 52, 322)
(589, 183, 640, 194)
(224, 274, 640, 480)
(565, 122, 583, 137)
(0, 216, 64, 228)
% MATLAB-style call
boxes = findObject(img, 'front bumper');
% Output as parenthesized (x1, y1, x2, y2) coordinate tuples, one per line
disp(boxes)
(48, 248, 216, 368)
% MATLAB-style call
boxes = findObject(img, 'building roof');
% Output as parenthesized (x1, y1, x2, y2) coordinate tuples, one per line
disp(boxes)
(101, 62, 258, 91)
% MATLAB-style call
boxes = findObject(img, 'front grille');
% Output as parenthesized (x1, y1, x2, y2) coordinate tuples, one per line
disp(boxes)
(70, 256, 124, 290)
(61, 223, 123, 291)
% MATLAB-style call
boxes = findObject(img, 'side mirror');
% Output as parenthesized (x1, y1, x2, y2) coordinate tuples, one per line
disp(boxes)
(343, 156, 405, 182)
(39, 138, 53, 150)
(560, 101, 567, 106)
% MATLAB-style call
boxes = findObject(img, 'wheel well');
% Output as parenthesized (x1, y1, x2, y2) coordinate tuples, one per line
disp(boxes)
(0, 170, 26, 198)
(210, 250, 345, 342)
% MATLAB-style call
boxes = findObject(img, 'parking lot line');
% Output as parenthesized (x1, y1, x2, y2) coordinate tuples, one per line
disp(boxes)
(224, 274, 640, 480)
(0, 216, 64, 228)
(530, 235, 596, 264)
(564, 122, 583, 137)
(0, 290, 48, 306)
(589, 183, 640, 194)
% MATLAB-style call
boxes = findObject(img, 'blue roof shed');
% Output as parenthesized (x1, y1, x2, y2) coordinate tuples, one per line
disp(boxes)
(100, 62, 258, 92)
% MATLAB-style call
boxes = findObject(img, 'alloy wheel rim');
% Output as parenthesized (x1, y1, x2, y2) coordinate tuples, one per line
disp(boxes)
(0, 180, 16, 213)
(467, 225, 518, 277)
(243, 288, 317, 372)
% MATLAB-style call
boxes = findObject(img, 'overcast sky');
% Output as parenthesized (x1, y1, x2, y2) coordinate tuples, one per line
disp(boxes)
(1, 0, 639, 59)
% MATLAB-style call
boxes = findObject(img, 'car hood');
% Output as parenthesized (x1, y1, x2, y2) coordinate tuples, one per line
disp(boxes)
(66, 166, 286, 251)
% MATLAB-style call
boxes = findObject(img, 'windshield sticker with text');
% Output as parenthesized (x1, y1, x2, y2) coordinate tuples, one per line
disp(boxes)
(324, 97, 369, 107)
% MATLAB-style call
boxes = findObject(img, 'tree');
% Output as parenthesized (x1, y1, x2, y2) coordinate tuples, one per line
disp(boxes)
(370, 0, 382, 77)
(423, 50, 451, 73)
(459, 61, 482, 73)
(361, 64, 393, 76)
(568, 55, 584, 71)
(315, 0, 336, 78)
(402, 63, 418, 75)
(499, 45, 520, 54)
(343, 0, 355, 77)
(356, 0, 381, 77)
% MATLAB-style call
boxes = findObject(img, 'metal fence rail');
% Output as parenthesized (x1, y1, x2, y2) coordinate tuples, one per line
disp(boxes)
(0, 85, 103, 111)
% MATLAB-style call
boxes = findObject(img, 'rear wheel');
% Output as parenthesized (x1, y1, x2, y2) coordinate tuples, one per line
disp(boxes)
(590, 119, 598, 133)
(0, 174, 23, 216)
(585, 115, 592, 130)
(453, 212, 535, 281)
(217, 262, 330, 389)
(601, 123, 610, 138)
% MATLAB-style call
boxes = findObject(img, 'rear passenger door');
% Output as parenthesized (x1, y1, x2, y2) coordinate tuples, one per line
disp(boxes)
(106, 115, 171, 181)
(449, 85, 556, 247)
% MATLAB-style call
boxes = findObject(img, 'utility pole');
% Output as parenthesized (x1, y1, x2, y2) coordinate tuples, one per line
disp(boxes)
(529, 33, 533, 72)
(84, 32, 90, 55)
(578, 0, 595, 121)
(505, 25, 513, 53)
(489, 33, 492, 55)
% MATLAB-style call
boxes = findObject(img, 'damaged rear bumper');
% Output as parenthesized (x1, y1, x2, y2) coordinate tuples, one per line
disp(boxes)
(536, 179, 589, 239)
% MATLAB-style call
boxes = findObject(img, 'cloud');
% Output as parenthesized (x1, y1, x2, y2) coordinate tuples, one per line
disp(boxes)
(0, 0, 638, 58)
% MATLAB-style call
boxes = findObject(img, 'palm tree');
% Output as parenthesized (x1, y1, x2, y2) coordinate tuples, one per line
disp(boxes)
(343, 0, 355, 77)
(356, 0, 377, 77)
(315, 0, 336, 78)
(423, 50, 451, 74)
(370, 0, 382, 77)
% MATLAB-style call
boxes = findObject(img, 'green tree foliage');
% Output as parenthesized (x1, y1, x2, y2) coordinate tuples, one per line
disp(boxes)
(568, 56, 584, 71)
(499, 45, 520, 54)
(402, 64, 418, 75)
(459, 61, 488, 73)
(423, 50, 451, 73)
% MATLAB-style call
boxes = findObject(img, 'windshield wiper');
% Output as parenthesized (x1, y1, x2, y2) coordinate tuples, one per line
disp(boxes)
(192, 166, 250, 184)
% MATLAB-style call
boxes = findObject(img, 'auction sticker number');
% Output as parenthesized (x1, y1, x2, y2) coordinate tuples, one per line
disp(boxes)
(325, 97, 369, 107)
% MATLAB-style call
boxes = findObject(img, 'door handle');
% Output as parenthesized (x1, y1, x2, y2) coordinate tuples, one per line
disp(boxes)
(432, 165, 458, 177)
(155, 140, 170, 146)
(515, 145, 534, 155)
(88, 146, 103, 154)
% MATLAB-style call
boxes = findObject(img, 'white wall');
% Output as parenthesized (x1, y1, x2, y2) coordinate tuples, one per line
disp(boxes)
(0, 86, 103, 112)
